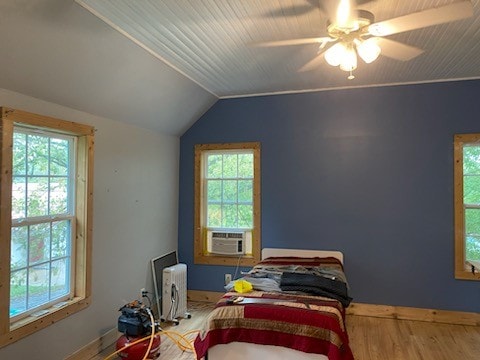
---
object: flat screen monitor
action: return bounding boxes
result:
[151,251,178,317]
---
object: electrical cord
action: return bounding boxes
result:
[165,284,181,322]
[102,327,200,359]
[173,285,179,320]
[142,308,156,360]
[233,254,243,280]
[143,293,153,309]
[165,284,176,321]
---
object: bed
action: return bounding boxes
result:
[194,248,354,360]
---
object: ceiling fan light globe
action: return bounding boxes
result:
[339,45,357,72]
[357,38,381,64]
[324,42,348,67]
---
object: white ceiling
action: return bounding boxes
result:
[76,0,480,98]
[1,1,479,135]
[0,0,217,135]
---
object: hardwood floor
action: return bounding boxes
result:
[93,301,480,360]
[347,315,480,360]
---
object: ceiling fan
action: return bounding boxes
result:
[256,0,473,79]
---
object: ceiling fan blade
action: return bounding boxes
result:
[253,37,334,47]
[262,0,321,18]
[368,1,473,37]
[263,5,317,18]
[357,0,375,5]
[376,38,424,61]
[299,51,328,72]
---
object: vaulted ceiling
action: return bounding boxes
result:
[0,0,217,135]
[1,1,480,135]
[77,0,480,98]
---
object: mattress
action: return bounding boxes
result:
[194,254,353,360]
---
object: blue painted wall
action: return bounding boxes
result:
[179,79,480,313]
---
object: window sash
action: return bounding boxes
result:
[454,134,480,280]
[202,150,254,230]
[9,127,76,321]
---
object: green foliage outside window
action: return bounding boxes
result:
[10,129,73,318]
[464,145,480,262]
[205,152,254,229]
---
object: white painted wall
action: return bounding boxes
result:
[0,88,179,359]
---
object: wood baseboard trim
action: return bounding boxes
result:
[188,290,224,303]
[65,327,118,360]
[187,290,480,326]
[346,302,480,326]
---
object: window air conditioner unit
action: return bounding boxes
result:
[211,231,245,255]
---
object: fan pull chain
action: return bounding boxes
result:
[347,70,355,80]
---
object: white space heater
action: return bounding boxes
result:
[161,263,190,325]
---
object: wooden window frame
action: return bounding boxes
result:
[454,133,480,280]
[0,107,94,347]
[194,142,261,266]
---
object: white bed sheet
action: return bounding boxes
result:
[206,248,344,360]
[208,342,328,360]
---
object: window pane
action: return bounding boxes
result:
[27,177,48,217]
[10,269,27,316]
[11,226,28,270]
[13,132,26,175]
[223,180,237,203]
[11,129,76,319]
[238,180,253,203]
[51,221,69,258]
[207,204,221,228]
[238,154,253,178]
[207,180,222,203]
[29,223,50,265]
[466,236,480,262]
[238,205,253,228]
[50,138,69,176]
[50,177,68,215]
[222,204,238,228]
[207,154,222,178]
[464,146,480,174]
[12,176,26,219]
[465,209,480,236]
[464,175,480,205]
[27,135,49,176]
[51,259,69,300]
[28,264,50,309]
[223,154,237,178]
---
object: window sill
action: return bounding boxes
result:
[455,268,480,281]
[1,296,90,348]
[194,253,260,267]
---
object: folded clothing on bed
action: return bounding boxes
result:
[280,272,352,307]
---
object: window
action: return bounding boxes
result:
[194,142,261,266]
[0,107,94,347]
[454,134,480,280]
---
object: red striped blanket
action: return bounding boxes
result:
[194,290,354,360]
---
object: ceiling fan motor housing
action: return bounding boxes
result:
[327,10,375,39]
